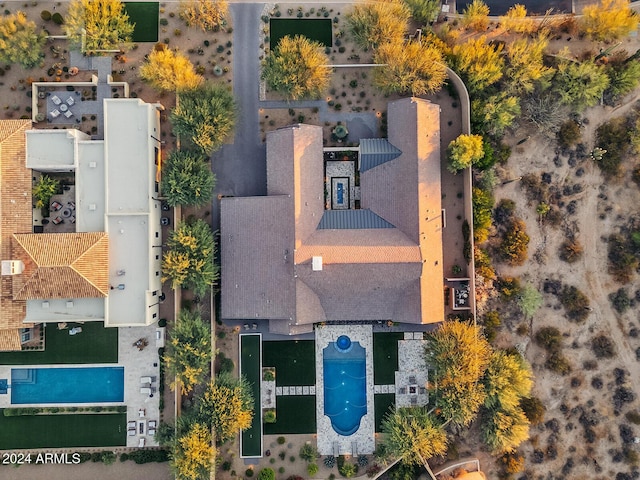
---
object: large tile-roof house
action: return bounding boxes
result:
[0,99,164,350]
[221,97,445,334]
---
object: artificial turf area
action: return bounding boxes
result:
[240,334,262,457]
[262,340,315,386]
[373,332,404,385]
[0,322,118,365]
[264,395,316,435]
[124,2,159,42]
[374,393,395,432]
[269,19,332,49]
[0,412,126,449]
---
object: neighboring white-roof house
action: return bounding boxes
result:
[0,98,164,336]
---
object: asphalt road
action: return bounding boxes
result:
[210,3,267,230]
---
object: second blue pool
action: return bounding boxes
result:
[323,337,367,436]
[11,367,124,404]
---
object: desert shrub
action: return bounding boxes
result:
[608,234,638,283]
[277,436,286,444]
[246,468,254,477]
[300,443,319,462]
[520,173,546,202]
[496,276,521,299]
[595,117,629,178]
[77,452,92,463]
[546,352,572,375]
[559,285,590,322]
[462,220,471,264]
[559,238,583,263]
[558,120,581,148]
[127,449,169,464]
[493,198,516,226]
[264,410,276,423]
[520,396,546,425]
[482,311,501,342]
[633,165,640,186]
[535,327,562,353]
[366,464,382,477]
[625,411,640,425]
[474,246,496,281]
[609,288,631,313]
[614,386,636,410]
[592,334,616,359]
[324,455,336,468]
[221,460,232,471]
[41,10,51,20]
[258,468,275,480]
[357,455,368,467]
[307,463,319,476]
[52,12,63,25]
[499,219,529,265]
[473,186,494,243]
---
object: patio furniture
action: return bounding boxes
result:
[127,429,136,436]
[127,421,136,429]
[59,103,68,113]
[68,201,76,209]
[138,408,145,417]
[51,201,63,211]
[140,387,155,395]
[63,110,73,119]
[61,208,72,218]
[399,387,406,394]
[409,375,416,384]
[57,322,68,330]
[51,216,63,225]
[67,97,75,106]
[69,327,82,335]
[138,438,145,448]
[148,420,157,429]
[50,109,60,119]
[51,95,62,105]
[410,396,418,405]
[148,428,156,436]
[69,216,76,224]
[140,376,156,384]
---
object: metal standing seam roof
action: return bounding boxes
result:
[317,209,395,229]
[359,138,402,172]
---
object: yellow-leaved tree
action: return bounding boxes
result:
[64,0,134,52]
[580,0,638,41]
[346,0,410,50]
[462,0,490,31]
[504,35,555,94]
[499,4,535,34]
[171,423,215,480]
[447,134,485,173]
[450,36,505,95]
[140,45,204,92]
[0,12,46,68]
[179,0,229,31]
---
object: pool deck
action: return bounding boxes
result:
[0,322,161,449]
[315,324,375,456]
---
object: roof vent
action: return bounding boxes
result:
[312,256,323,271]
[1,260,24,276]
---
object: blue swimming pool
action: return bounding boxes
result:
[11,367,124,404]
[323,336,367,436]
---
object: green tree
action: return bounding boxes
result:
[299,443,319,462]
[164,310,212,395]
[261,35,331,101]
[0,12,46,68]
[32,175,60,209]
[471,93,520,137]
[403,0,440,25]
[447,134,484,173]
[580,0,638,41]
[450,37,504,95]
[64,0,135,52]
[179,0,228,31]
[197,372,254,442]
[425,321,492,427]
[140,45,204,92]
[171,82,236,155]
[472,187,494,243]
[505,35,555,94]
[499,219,529,265]
[462,0,490,31]
[380,407,447,466]
[553,61,610,111]
[481,406,530,454]
[483,350,533,411]
[517,284,543,318]
[346,0,410,50]
[373,40,447,96]
[257,468,276,480]
[170,422,215,480]
[162,151,215,207]
[162,219,218,295]
[605,59,640,102]
[499,4,535,34]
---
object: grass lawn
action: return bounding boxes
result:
[264,395,316,434]
[262,340,315,386]
[270,19,332,49]
[0,322,117,365]
[373,333,403,385]
[374,393,395,432]
[240,334,261,457]
[124,2,159,42]
[0,412,125,449]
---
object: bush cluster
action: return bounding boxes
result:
[559,285,590,322]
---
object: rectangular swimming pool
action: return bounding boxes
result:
[11,367,124,404]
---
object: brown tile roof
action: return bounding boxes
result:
[0,328,21,351]
[0,120,32,332]
[221,98,445,331]
[11,232,109,299]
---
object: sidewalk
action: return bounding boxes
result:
[0,460,172,480]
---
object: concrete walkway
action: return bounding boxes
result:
[0,460,172,480]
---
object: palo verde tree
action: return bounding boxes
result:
[162,218,218,295]
[504,35,555,95]
[403,0,440,25]
[425,320,492,427]
[161,150,216,207]
[580,0,638,42]
[179,0,229,31]
[482,350,533,411]
[171,82,236,156]
[163,309,212,395]
[481,405,530,454]
[462,0,490,31]
[170,422,216,480]
[447,134,485,173]
[499,4,535,34]
[64,0,135,52]
[261,35,331,101]
[0,12,46,68]
[450,37,505,95]
[140,45,204,93]
[373,40,447,96]
[380,407,447,467]
[471,93,521,137]
[553,61,610,111]
[196,372,254,442]
[346,0,410,50]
